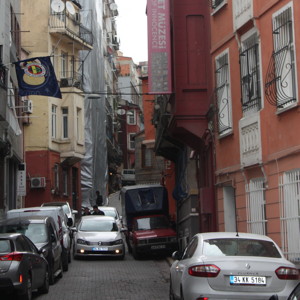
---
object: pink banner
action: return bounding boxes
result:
[147,0,172,94]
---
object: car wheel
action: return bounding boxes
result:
[132,246,139,259]
[57,258,63,279]
[62,249,69,271]
[49,263,55,285]
[38,268,49,294]
[169,281,175,300]
[18,274,32,300]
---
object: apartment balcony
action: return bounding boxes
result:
[239,114,262,167]
[233,0,253,31]
[0,65,7,121]
[49,12,93,50]
[59,71,83,90]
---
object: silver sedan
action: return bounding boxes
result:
[169,232,299,300]
[73,215,125,259]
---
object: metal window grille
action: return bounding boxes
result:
[246,178,266,235]
[51,105,57,138]
[279,170,300,262]
[215,52,232,134]
[271,6,296,108]
[240,34,261,113]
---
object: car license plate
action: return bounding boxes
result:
[151,245,166,250]
[230,275,266,285]
[92,247,108,251]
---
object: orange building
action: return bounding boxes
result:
[212,0,300,262]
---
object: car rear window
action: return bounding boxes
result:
[0,239,12,253]
[203,238,282,258]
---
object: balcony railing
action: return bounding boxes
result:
[59,71,83,89]
[49,12,93,47]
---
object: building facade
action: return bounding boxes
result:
[212,0,300,262]
[0,0,24,215]
[21,0,93,211]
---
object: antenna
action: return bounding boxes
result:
[110,3,118,11]
[51,0,65,13]
[66,1,76,15]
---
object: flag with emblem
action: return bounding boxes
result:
[14,56,62,99]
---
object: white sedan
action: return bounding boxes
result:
[169,232,299,300]
[73,215,125,260]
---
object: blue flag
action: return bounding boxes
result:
[14,56,62,99]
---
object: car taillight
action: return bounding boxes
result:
[188,264,220,277]
[0,252,23,261]
[275,267,299,280]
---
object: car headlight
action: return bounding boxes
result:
[77,238,88,245]
[112,239,123,245]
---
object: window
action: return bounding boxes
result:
[128,133,135,150]
[279,169,300,262]
[54,164,59,190]
[240,32,261,114]
[271,4,296,109]
[142,145,153,167]
[61,51,68,78]
[77,108,82,142]
[246,178,266,235]
[127,110,135,125]
[51,105,57,138]
[62,169,68,195]
[215,50,232,135]
[62,107,68,139]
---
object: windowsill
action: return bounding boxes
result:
[51,138,71,144]
[218,129,233,140]
[276,102,298,115]
[211,0,228,16]
[77,140,84,146]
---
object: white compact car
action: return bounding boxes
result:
[73,215,125,260]
[169,232,300,300]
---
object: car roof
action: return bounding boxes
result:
[195,232,275,242]
[0,232,24,239]
[120,184,163,192]
[81,215,115,221]
[0,216,53,225]
[42,202,69,206]
[8,206,63,212]
[98,206,117,211]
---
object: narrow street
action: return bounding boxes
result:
[33,254,170,300]
[33,191,171,300]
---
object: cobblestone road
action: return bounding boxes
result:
[31,191,171,300]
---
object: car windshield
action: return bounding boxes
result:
[0,239,12,253]
[79,219,118,232]
[203,238,282,258]
[0,223,48,244]
[136,216,169,230]
[102,210,116,219]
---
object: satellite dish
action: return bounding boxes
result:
[110,3,118,11]
[66,1,76,15]
[117,109,126,115]
[51,0,65,13]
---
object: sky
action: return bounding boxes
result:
[115,0,148,64]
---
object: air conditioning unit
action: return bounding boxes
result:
[30,177,46,188]
[23,100,33,114]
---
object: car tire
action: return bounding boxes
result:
[62,249,69,271]
[132,246,140,260]
[169,281,175,300]
[38,268,50,294]
[18,274,32,300]
[57,258,63,279]
[49,263,55,285]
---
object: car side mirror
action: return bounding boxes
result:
[72,209,78,215]
[172,250,183,260]
[50,233,56,243]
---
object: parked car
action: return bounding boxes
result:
[73,215,125,260]
[169,232,300,300]
[0,216,63,285]
[6,206,72,272]
[288,283,300,299]
[41,201,78,226]
[99,206,123,229]
[0,232,49,300]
